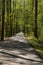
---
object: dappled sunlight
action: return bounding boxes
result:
[0,0,43,64]
[0,32,43,65]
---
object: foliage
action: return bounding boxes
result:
[0,0,43,40]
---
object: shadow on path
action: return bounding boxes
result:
[0,51,43,63]
[0,32,43,65]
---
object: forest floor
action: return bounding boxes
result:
[26,35,43,58]
[0,32,43,65]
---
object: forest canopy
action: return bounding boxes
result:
[0,0,43,40]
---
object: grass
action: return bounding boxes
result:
[26,35,43,58]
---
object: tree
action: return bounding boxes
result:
[34,0,38,38]
[23,0,26,35]
[5,0,10,37]
[1,0,5,40]
[14,0,17,34]
[9,0,12,36]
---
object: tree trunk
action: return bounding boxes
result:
[9,0,12,36]
[24,0,25,35]
[1,0,5,40]
[5,0,10,37]
[34,0,38,38]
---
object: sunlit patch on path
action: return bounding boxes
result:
[0,32,43,65]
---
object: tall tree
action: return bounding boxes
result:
[1,0,5,40]
[14,0,17,33]
[5,0,10,36]
[23,0,26,35]
[9,0,12,36]
[34,0,38,38]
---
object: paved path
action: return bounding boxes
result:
[0,32,43,65]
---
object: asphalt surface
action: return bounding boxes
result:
[0,32,43,65]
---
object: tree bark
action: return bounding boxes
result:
[9,0,12,36]
[1,0,5,40]
[34,0,38,38]
[24,0,25,35]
